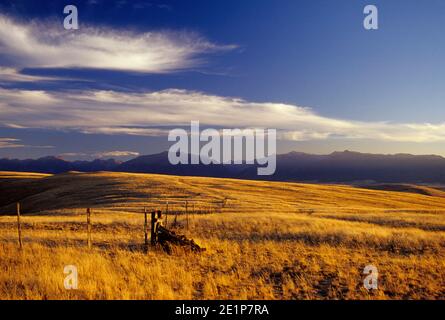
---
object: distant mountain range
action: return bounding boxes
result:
[2,150,445,184]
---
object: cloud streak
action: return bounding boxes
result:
[0,14,236,73]
[0,137,53,149]
[1,87,445,143]
[58,150,139,159]
[0,67,60,83]
[0,138,24,148]
[94,150,140,158]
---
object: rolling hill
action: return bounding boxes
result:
[2,170,445,215]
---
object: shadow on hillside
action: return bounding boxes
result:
[320,215,445,232]
[216,232,443,255]
[0,221,143,233]
[0,237,146,252]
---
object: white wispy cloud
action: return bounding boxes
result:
[0,67,59,83]
[0,138,24,148]
[58,150,139,159]
[1,87,445,143]
[0,67,95,84]
[0,137,53,149]
[58,152,88,158]
[0,14,237,73]
[94,151,140,158]
[80,127,168,136]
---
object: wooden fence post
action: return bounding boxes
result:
[185,200,189,230]
[173,206,178,227]
[144,207,148,252]
[165,201,169,229]
[86,208,92,249]
[150,210,156,246]
[157,211,163,227]
[16,202,22,250]
[150,210,164,246]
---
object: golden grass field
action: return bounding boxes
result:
[0,171,444,300]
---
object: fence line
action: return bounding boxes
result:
[8,200,215,251]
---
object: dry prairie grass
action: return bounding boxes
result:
[0,171,444,300]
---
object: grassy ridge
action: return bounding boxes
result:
[0,171,444,299]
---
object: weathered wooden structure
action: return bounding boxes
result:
[148,209,205,253]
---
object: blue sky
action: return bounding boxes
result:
[1,0,445,160]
